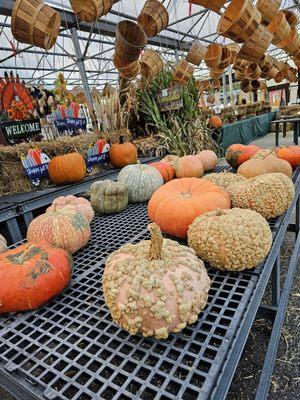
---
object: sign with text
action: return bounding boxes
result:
[54,118,87,132]
[21,147,51,187]
[157,89,183,112]
[86,139,110,173]
[2,119,41,140]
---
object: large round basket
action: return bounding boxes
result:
[11,0,61,50]
[278,28,300,55]
[137,0,169,37]
[218,46,231,69]
[113,53,140,79]
[186,40,207,66]
[282,9,299,28]
[204,44,222,68]
[256,0,281,26]
[69,0,113,23]
[274,71,285,84]
[115,20,147,64]
[217,0,262,43]
[246,63,261,80]
[195,80,210,92]
[268,12,291,46]
[234,57,249,71]
[226,43,240,64]
[141,49,163,79]
[240,78,251,93]
[189,0,226,13]
[238,24,273,63]
[250,80,260,92]
[173,59,194,85]
[235,70,244,80]
[210,69,223,80]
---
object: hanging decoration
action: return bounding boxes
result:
[137,0,169,37]
[69,0,114,23]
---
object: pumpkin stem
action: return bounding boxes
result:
[148,223,163,260]
[18,245,36,263]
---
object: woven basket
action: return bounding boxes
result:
[113,53,140,79]
[218,46,231,69]
[11,0,61,50]
[115,20,147,64]
[274,71,285,84]
[186,40,207,66]
[268,11,291,46]
[246,63,261,80]
[240,78,251,93]
[210,80,220,89]
[266,66,279,79]
[210,69,224,80]
[234,57,249,71]
[207,94,216,104]
[137,0,169,37]
[217,0,262,43]
[189,0,226,13]
[250,80,261,92]
[141,49,163,79]
[238,24,273,63]
[173,59,194,85]
[256,0,281,26]
[282,9,299,28]
[226,43,240,64]
[235,70,244,80]
[196,80,210,92]
[278,27,300,55]
[69,0,113,23]
[204,44,222,68]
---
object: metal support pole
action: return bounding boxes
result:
[174,48,179,63]
[228,65,234,106]
[222,74,227,107]
[71,28,93,108]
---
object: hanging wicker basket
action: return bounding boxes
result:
[274,71,285,84]
[113,53,140,79]
[234,57,249,71]
[173,59,194,85]
[278,28,300,55]
[186,40,207,66]
[210,69,224,80]
[235,70,244,80]
[282,9,299,28]
[137,0,169,37]
[240,78,251,93]
[256,0,281,26]
[141,49,163,79]
[115,20,147,64]
[218,46,231,69]
[204,44,222,69]
[250,80,260,92]
[246,63,261,80]
[225,43,240,64]
[69,0,114,23]
[11,0,61,50]
[195,80,210,92]
[238,24,273,63]
[217,0,262,43]
[210,80,220,89]
[189,0,226,13]
[207,94,216,104]
[268,11,291,46]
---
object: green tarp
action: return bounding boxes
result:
[221,112,277,151]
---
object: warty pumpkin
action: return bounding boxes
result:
[103,223,211,339]
[109,136,138,169]
[209,115,223,129]
[196,150,218,172]
[46,195,94,223]
[274,146,300,168]
[48,152,86,185]
[188,208,272,271]
[0,234,7,254]
[148,178,231,239]
[149,161,175,182]
[161,155,180,168]
[90,180,128,215]
[225,144,261,169]
[228,173,295,220]
[203,171,247,189]
[174,155,204,178]
[27,208,91,254]
[237,149,292,178]
[0,242,73,314]
[118,163,163,203]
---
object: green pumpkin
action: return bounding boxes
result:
[90,180,128,215]
[117,163,164,203]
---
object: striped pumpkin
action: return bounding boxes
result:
[0,234,7,254]
[27,208,91,254]
[175,155,204,178]
[46,195,94,223]
[117,163,164,203]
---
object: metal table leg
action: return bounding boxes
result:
[283,122,287,138]
[271,256,280,307]
[275,123,280,146]
[6,218,23,243]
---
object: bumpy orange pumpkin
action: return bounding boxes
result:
[149,162,175,182]
[196,150,218,172]
[48,153,86,185]
[209,115,223,129]
[0,242,73,314]
[175,155,204,178]
[274,146,300,168]
[148,178,231,238]
[46,195,94,223]
[225,144,261,169]
[27,208,91,254]
[109,136,138,169]
[237,150,292,178]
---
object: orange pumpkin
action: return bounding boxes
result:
[27,208,91,254]
[175,155,204,178]
[149,161,175,182]
[109,136,138,169]
[0,242,73,314]
[48,152,86,185]
[196,150,218,172]
[46,195,94,223]
[225,144,261,169]
[274,146,300,168]
[209,115,223,129]
[148,178,231,238]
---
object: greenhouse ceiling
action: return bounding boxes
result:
[0,0,299,89]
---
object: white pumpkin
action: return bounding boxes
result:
[0,234,7,254]
[117,163,164,203]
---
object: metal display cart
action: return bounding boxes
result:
[0,166,299,400]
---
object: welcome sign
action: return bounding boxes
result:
[2,119,41,140]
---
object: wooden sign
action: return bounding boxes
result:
[157,89,183,112]
[2,119,41,140]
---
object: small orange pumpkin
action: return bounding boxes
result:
[225,144,261,169]
[48,152,86,185]
[196,150,218,172]
[209,115,223,129]
[109,136,138,169]
[175,155,204,178]
[274,146,300,168]
[149,161,175,182]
